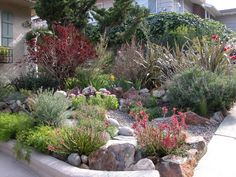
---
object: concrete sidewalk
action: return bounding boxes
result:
[194,106,236,177]
[0,151,40,177]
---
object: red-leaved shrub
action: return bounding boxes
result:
[133,108,187,157]
[28,24,96,86]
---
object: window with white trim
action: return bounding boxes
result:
[1,11,13,47]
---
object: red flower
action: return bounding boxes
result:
[224,47,230,51]
[230,55,236,60]
[211,34,219,41]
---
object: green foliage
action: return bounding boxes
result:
[0,46,10,57]
[113,40,190,89]
[48,127,107,155]
[0,113,33,141]
[0,82,15,101]
[168,68,236,115]
[93,0,149,48]
[11,73,59,91]
[16,126,54,153]
[71,95,87,108]
[185,37,231,73]
[25,28,53,42]
[144,12,234,48]
[85,24,101,44]
[88,93,119,110]
[73,105,107,121]
[35,0,96,29]
[32,89,71,126]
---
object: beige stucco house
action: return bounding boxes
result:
[0,0,34,81]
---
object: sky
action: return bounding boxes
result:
[207,0,236,10]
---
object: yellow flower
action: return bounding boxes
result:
[110,74,116,81]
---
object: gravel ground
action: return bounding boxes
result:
[108,110,225,143]
[107,110,135,127]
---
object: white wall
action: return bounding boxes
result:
[216,14,236,32]
[0,2,31,80]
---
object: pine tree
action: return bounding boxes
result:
[93,0,149,47]
[35,0,96,29]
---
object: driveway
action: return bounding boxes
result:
[0,151,40,177]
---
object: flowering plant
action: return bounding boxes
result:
[133,108,187,157]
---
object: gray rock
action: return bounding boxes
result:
[107,118,120,128]
[185,136,207,160]
[16,100,22,107]
[152,89,165,98]
[130,158,155,171]
[82,86,96,96]
[89,143,135,171]
[54,90,67,97]
[79,163,89,169]
[67,153,81,167]
[0,102,8,110]
[81,155,88,164]
[162,95,169,102]
[139,88,149,94]
[118,126,134,136]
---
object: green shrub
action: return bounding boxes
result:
[168,68,236,116]
[88,93,119,110]
[48,127,107,156]
[11,73,59,91]
[32,89,71,126]
[0,113,33,141]
[71,95,87,108]
[17,126,54,153]
[145,12,233,48]
[74,105,107,121]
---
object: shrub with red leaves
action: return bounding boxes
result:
[28,24,96,87]
[133,108,187,157]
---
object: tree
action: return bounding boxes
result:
[93,0,149,47]
[27,24,96,86]
[35,0,96,29]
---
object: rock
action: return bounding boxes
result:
[99,88,111,95]
[119,99,130,112]
[79,163,89,169]
[185,111,211,125]
[131,158,155,171]
[111,87,123,98]
[152,89,165,98]
[123,87,139,100]
[52,153,67,161]
[89,143,135,171]
[212,111,224,123]
[0,102,8,110]
[156,155,197,177]
[1,108,12,113]
[103,136,137,148]
[139,88,149,94]
[107,118,120,128]
[67,153,81,167]
[185,136,207,160]
[162,95,169,103]
[82,86,96,96]
[54,90,67,97]
[118,126,134,136]
[68,87,80,96]
[16,100,22,107]
[9,102,21,112]
[81,155,88,164]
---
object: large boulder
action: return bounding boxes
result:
[130,158,155,171]
[88,143,136,171]
[185,111,211,125]
[118,126,134,136]
[123,87,139,100]
[67,153,81,167]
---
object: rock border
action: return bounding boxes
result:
[0,141,160,177]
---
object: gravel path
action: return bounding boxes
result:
[108,110,225,143]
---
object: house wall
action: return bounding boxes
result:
[216,14,236,31]
[0,2,31,81]
[184,0,193,13]
[96,0,114,9]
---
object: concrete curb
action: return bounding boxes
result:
[0,141,160,177]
